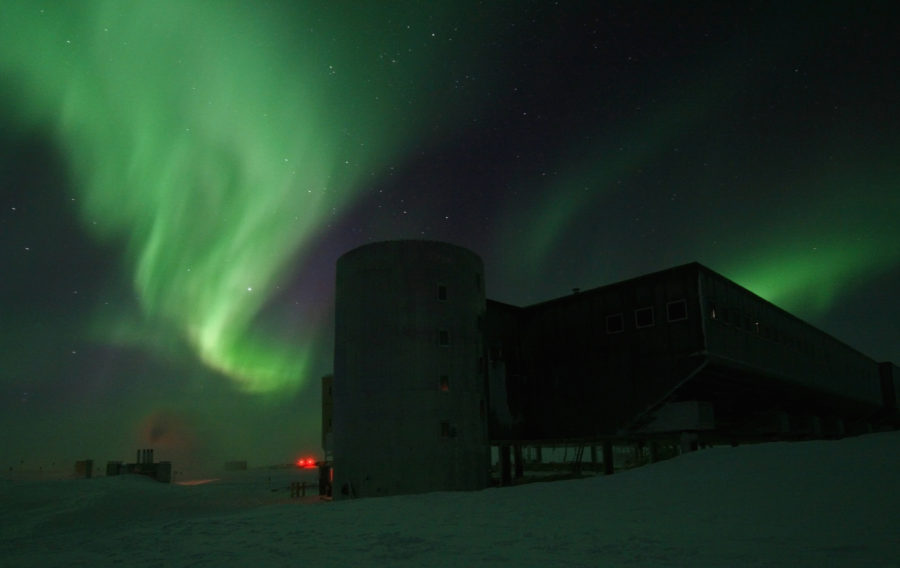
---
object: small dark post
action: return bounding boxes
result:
[513,445,524,479]
[500,445,512,486]
[648,441,660,463]
[535,446,542,463]
[602,441,614,475]
[590,445,597,467]
[680,432,698,453]
[318,464,332,497]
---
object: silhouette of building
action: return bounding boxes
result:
[332,241,490,499]
[487,262,893,442]
[329,240,899,498]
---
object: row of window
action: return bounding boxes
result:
[604,299,688,334]
[708,301,819,356]
[706,301,875,381]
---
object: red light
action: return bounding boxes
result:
[295,457,317,469]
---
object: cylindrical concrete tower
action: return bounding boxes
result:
[333,240,489,498]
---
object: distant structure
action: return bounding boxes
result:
[224,460,248,471]
[106,448,172,483]
[327,240,900,498]
[74,459,93,479]
[332,241,490,498]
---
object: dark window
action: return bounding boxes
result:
[635,307,655,328]
[438,330,450,346]
[439,375,449,392]
[437,284,447,301]
[606,313,624,334]
[440,420,451,438]
[666,299,688,322]
[726,308,739,326]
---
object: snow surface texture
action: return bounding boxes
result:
[2,432,898,567]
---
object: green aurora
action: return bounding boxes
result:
[0,1,482,393]
[1,2,898,468]
[3,2,898,394]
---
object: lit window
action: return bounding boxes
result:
[438,330,450,346]
[437,284,447,301]
[635,306,655,328]
[606,313,624,334]
[709,301,718,320]
[439,375,449,392]
[666,299,687,322]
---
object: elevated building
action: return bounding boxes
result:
[487,262,892,445]
[329,241,898,498]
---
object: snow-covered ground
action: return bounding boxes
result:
[2,432,898,567]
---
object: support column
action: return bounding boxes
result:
[648,441,659,463]
[500,445,512,486]
[679,432,698,454]
[513,445,524,479]
[602,441,614,475]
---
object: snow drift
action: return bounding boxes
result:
[2,432,898,567]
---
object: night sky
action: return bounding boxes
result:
[2,2,898,472]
